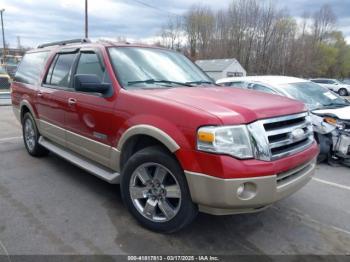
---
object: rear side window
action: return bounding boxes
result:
[313,79,333,84]
[45,53,77,88]
[14,51,49,85]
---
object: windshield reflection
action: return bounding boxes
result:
[108,47,213,89]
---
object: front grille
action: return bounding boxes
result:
[262,112,314,160]
[0,77,10,89]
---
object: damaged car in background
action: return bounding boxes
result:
[217,76,350,166]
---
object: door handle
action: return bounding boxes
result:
[68,98,77,106]
[37,91,43,97]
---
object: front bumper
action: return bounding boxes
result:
[185,158,316,215]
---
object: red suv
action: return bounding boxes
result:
[11,39,319,232]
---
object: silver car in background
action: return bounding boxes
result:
[310,78,350,96]
[217,76,350,166]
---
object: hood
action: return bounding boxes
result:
[313,106,350,121]
[138,87,306,124]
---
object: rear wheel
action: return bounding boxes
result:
[338,88,348,96]
[22,113,49,157]
[121,146,197,233]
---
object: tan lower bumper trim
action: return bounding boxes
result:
[184,158,316,215]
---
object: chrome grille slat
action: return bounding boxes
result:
[261,112,313,160]
[269,129,313,149]
[271,138,314,160]
[266,121,308,136]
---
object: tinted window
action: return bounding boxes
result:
[76,53,107,82]
[45,53,77,88]
[313,79,334,84]
[228,81,247,88]
[14,51,49,85]
[252,84,277,94]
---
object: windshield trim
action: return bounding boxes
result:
[106,46,214,90]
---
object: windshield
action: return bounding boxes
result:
[5,56,18,66]
[278,82,349,109]
[108,47,213,89]
[0,66,6,74]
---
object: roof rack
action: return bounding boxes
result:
[37,38,91,49]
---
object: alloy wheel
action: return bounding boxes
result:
[24,118,36,151]
[129,162,182,222]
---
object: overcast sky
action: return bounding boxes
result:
[0,0,349,48]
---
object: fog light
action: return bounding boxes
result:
[236,182,257,200]
[237,184,245,196]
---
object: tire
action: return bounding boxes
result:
[338,88,348,96]
[22,113,49,157]
[121,146,198,233]
[315,133,332,164]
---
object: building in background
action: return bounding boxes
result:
[195,58,246,81]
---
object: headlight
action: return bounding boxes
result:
[324,117,345,130]
[197,125,253,159]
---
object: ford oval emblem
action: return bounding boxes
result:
[291,128,305,141]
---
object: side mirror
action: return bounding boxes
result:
[74,74,111,95]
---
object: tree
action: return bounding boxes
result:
[159,2,350,78]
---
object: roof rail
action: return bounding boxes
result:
[37,38,91,49]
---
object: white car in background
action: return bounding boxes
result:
[310,78,350,96]
[217,76,350,165]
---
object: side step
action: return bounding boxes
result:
[38,137,120,184]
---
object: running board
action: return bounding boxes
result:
[38,137,120,184]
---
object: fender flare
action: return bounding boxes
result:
[19,100,37,121]
[117,124,180,153]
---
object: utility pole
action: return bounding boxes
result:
[85,0,88,38]
[17,36,21,49]
[0,9,5,63]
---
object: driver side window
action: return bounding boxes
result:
[76,52,111,84]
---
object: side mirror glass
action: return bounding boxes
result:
[74,74,111,95]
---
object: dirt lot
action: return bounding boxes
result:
[0,105,350,257]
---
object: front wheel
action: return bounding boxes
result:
[121,146,198,233]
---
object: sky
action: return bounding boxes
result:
[0,0,349,48]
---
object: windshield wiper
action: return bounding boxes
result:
[128,79,193,87]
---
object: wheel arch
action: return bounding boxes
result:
[20,100,37,123]
[117,125,181,172]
